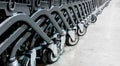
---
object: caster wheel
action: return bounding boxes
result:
[8,0,16,11]
[77,26,87,36]
[66,34,79,46]
[91,15,97,23]
[42,49,60,64]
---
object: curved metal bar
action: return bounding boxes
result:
[74,2,84,20]
[85,1,91,15]
[67,3,81,23]
[0,13,52,47]
[78,3,87,18]
[31,9,63,35]
[49,6,71,30]
[91,0,95,11]
[88,1,93,13]
[60,4,76,27]
[82,2,89,17]
[0,25,27,54]
[84,2,89,15]
[10,32,31,59]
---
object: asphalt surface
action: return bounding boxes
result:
[40,0,120,66]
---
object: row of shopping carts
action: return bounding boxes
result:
[0,0,111,66]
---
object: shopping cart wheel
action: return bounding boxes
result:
[42,49,60,64]
[91,15,97,23]
[7,0,16,11]
[66,34,79,46]
[77,26,87,36]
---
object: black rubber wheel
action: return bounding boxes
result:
[7,0,16,11]
[77,26,87,36]
[43,49,60,64]
[35,0,41,7]
[47,50,60,64]
[42,33,62,64]
[91,15,97,23]
[66,34,79,46]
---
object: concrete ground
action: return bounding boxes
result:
[41,0,120,66]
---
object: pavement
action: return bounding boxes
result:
[40,0,120,66]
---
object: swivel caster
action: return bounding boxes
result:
[77,23,87,36]
[42,49,60,64]
[66,34,79,46]
[77,27,87,36]
[42,33,65,64]
[91,15,97,23]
